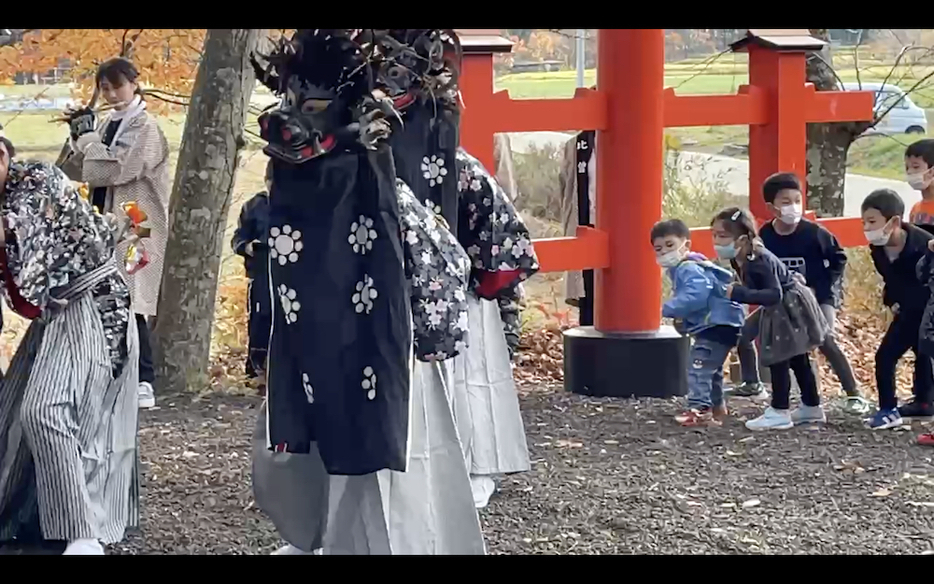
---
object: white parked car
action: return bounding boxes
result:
[842,82,928,135]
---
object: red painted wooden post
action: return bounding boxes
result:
[457,30,514,172]
[594,28,666,333]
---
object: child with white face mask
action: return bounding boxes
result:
[734,172,869,415]
[711,208,827,431]
[905,139,934,228]
[861,188,934,430]
[653,219,746,426]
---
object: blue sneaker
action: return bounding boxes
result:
[867,408,904,431]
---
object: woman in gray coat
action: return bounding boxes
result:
[59,58,171,410]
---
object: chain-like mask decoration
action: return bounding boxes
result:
[252,29,400,164]
[358,29,462,113]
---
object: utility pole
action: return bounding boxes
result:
[576,29,586,87]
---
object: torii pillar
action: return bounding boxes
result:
[563,29,689,398]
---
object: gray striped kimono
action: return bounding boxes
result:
[0,161,139,545]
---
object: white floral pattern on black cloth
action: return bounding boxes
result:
[455,148,540,297]
[396,179,470,361]
[1,160,130,373]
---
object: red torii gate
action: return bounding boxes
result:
[457,29,875,398]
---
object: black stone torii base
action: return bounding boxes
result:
[563,325,689,399]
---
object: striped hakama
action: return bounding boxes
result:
[0,262,140,544]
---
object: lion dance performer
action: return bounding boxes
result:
[0,134,141,555]
[372,29,538,509]
[249,28,484,555]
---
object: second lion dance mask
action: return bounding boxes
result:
[254,29,471,476]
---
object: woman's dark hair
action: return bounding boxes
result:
[0,135,15,159]
[264,158,274,184]
[96,57,141,94]
[711,207,758,240]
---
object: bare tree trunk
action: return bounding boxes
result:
[805,28,869,217]
[153,29,262,394]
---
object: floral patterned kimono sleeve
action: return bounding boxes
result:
[2,163,111,310]
[455,148,540,300]
[396,179,471,361]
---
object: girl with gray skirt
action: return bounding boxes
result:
[710,208,828,431]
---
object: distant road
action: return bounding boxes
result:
[508,131,919,220]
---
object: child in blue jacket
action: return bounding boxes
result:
[653,219,746,426]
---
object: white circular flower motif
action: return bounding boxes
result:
[362,366,377,400]
[348,215,377,255]
[268,225,303,266]
[352,275,378,314]
[421,154,448,187]
[302,372,314,404]
[278,284,301,323]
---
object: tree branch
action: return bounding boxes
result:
[0,29,36,48]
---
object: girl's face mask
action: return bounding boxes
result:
[714,242,739,260]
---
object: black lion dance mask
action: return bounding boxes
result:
[250,29,471,476]
[371,29,540,301]
[359,29,462,235]
[254,29,399,165]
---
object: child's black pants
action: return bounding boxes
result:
[770,353,820,410]
[876,311,934,410]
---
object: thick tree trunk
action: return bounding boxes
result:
[805,123,854,217]
[805,28,870,217]
[153,29,262,394]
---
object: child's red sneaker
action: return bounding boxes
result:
[674,408,721,427]
[918,433,934,446]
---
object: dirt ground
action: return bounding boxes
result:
[5,379,928,555]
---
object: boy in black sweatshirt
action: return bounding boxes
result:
[738,173,870,415]
[231,160,272,380]
[861,188,934,429]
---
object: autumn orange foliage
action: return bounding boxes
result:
[0,29,207,114]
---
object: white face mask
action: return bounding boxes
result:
[907,171,931,191]
[778,203,803,226]
[655,245,684,268]
[864,221,893,246]
[656,247,684,268]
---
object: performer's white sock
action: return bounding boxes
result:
[272,544,321,555]
[470,475,496,509]
[63,539,104,555]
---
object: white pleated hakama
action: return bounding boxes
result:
[252,359,485,555]
[452,293,531,505]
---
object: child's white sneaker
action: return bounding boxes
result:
[791,405,826,425]
[745,407,794,431]
[63,538,104,555]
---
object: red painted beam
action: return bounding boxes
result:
[663,86,768,127]
[804,85,876,124]
[488,88,608,133]
[532,226,610,273]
